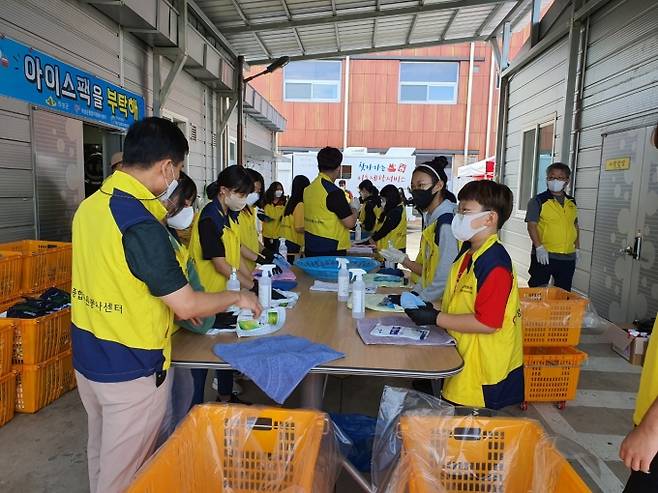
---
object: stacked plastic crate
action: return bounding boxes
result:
[0,249,22,427]
[0,240,75,415]
[519,288,589,410]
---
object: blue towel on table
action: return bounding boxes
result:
[213,335,344,404]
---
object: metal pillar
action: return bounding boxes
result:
[500,21,511,69]
[236,55,245,166]
[560,1,583,164]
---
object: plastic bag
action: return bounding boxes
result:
[582,302,619,335]
[371,386,455,491]
[330,413,377,472]
[127,404,349,493]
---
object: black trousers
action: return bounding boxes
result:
[624,453,658,492]
[528,254,576,291]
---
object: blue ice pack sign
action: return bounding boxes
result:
[0,35,145,130]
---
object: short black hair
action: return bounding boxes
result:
[546,162,571,177]
[458,180,513,229]
[338,179,347,186]
[284,175,311,217]
[212,165,254,197]
[265,181,286,205]
[122,117,189,169]
[317,147,343,171]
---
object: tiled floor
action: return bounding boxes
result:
[0,225,640,492]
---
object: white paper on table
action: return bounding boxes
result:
[310,280,376,294]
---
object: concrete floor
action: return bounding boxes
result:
[0,225,641,492]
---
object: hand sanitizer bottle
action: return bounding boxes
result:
[349,268,366,319]
[227,267,240,292]
[337,258,350,302]
[278,237,288,259]
[258,264,275,308]
[384,240,395,269]
[355,221,362,242]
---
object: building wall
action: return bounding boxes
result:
[0,0,278,241]
[499,37,569,273]
[249,43,500,162]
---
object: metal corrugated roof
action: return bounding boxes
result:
[196,0,531,64]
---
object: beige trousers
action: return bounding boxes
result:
[75,370,172,493]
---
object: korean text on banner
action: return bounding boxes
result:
[0,35,145,130]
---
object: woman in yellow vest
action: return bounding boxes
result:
[238,168,266,272]
[370,184,407,265]
[381,157,458,303]
[357,180,381,236]
[262,181,286,249]
[279,175,310,261]
[404,180,524,410]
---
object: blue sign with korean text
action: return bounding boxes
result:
[0,35,145,130]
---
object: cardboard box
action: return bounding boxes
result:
[607,323,649,366]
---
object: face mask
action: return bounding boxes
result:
[226,193,248,212]
[157,163,178,201]
[411,188,437,211]
[451,211,491,242]
[166,206,194,230]
[246,192,260,207]
[547,179,566,193]
[274,190,283,198]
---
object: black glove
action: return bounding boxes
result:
[213,312,238,329]
[272,265,283,276]
[272,289,287,300]
[386,294,402,306]
[256,248,276,265]
[405,305,440,327]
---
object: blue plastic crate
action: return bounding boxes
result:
[294,256,380,282]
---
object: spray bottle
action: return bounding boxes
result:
[258,264,276,308]
[337,258,350,302]
[384,240,396,269]
[278,237,288,259]
[355,221,362,242]
[227,267,240,292]
[349,268,366,319]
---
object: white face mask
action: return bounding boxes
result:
[547,179,567,193]
[226,193,248,212]
[451,211,491,242]
[274,190,283,198]
[166,206,194,230]
[246,192,260,206]
[158,164,178,201]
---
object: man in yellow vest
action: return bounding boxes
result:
[620,317,658,491]
[304,147,357,257]
[525,162,579,291]
[71,117,260,493]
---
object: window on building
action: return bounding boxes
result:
[229,140,236,165]
[518,122,555,210]
[340,165,352,179]
[399,62,459,104]
[284,61,342,102]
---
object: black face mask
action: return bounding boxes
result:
[411,188,437,211]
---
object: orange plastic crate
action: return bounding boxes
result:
[519,288,589,346]
[0,322,14,376]
[13,350,75,413]
[0,308,71,365]
[0,251,22,304]
[0,240,71,296]
[127,404,327,493]
[523,347,588,405]
[0,371,16,427]
[400,415,590,493]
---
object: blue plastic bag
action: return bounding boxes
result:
[330,413,377,472]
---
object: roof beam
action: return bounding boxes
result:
[475,3,502,36]
[485,0,526,40]
[228,0,250,25]
[248,34,486,64]
[372,18,378,48]
[441,9,459,40]
[279,0,306,55]
[334,24,341,51]
[221,0,503,34]
[406,14,418,44]
[254,33,271,58]
[530,0,541,45]
[331,0,337,16]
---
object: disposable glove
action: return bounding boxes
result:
[404,305,440,327]
[535,245,549,265]
[381,247,408,264]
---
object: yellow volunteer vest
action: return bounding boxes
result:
[304,173,351,251]
[419,222,439,289]
[262,203,285,240]
[634,317,658,425]
[358,203,382,232]
[535,191,578,254]
[167,232,190,335]
[239,207,260,272]
[189,201,242,293]
[280,203,305,248]
[374,206,407,252]
[441,234,524,408]
[71,171,179,370]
